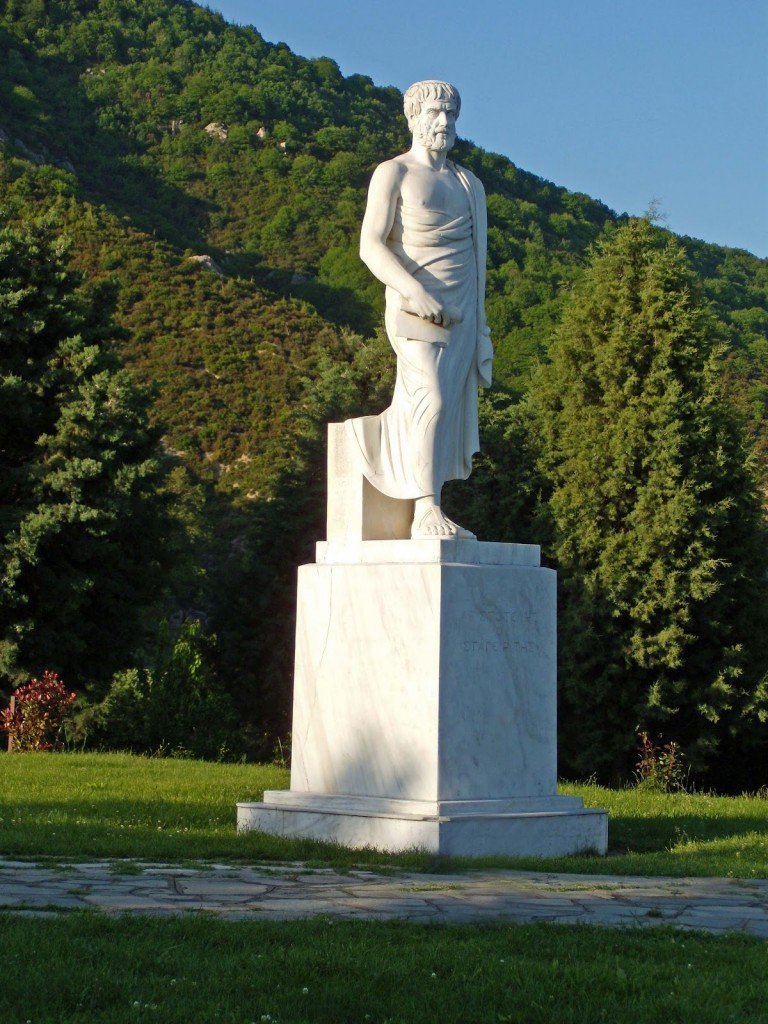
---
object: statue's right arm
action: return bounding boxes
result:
[359,162,442,320]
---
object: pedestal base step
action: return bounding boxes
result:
[237,792,608,858]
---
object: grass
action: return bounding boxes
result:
[2,752,766,1023]
[1,913,766,1024]
[1,751,767,876]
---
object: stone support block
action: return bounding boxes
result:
[326,422,414,541]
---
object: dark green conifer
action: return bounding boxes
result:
[0,225,172,690]
[529,219,768,782]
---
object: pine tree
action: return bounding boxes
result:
[528,219,768,783]
[0,224,173,691]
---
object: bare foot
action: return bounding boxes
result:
[411,504,476,540]
[441,514,476,540]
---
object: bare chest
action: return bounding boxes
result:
[399,165,470,218]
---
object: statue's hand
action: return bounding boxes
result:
[478,322,493,388]
[402,284,445,324]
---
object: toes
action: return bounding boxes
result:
[413,508,465,538]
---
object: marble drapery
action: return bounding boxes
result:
[347,162,490,500]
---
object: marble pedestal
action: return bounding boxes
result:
[237,538,607,857]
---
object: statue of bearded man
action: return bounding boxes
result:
[349,80,492,539]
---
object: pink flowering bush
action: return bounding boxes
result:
[1,671,77,751]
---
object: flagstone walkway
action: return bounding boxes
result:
[1,859,766,937]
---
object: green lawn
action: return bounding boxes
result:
[1,751,767,876]
[1,914,766,1024]
[2,752,767,1023]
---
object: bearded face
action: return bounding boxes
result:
[411,101,457,152]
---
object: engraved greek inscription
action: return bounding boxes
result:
[478,607,540,639]
[462,639,511,654]
[462,637,545,656]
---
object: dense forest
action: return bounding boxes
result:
[1,0,767,784]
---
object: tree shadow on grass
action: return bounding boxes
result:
[4,795,767,876]
[606,812,768,855]
[0,797,440,868]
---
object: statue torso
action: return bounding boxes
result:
[389,160,471,245]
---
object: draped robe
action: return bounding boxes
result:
[347,162,492,500]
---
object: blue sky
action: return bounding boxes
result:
[207,1,767,257]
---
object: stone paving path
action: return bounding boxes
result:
[1,859,767,937]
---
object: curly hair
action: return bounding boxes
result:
[403,80,461,124]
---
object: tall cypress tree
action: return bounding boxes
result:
[529,219,768,783]
[0,224,172,691]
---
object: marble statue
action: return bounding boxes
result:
[237,85,609,853]
[349,80,492,539]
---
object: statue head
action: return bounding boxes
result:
[404,80,461,153]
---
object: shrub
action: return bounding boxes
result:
[67,668,152,752]
[634,731,688,793]
[1,671,77,751]
[144,620,238,759]
[72,622,239,759]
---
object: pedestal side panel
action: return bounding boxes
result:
[438,565,558,800]
[291,563,442,800]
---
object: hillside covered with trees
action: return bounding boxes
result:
[1,0,766,784]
